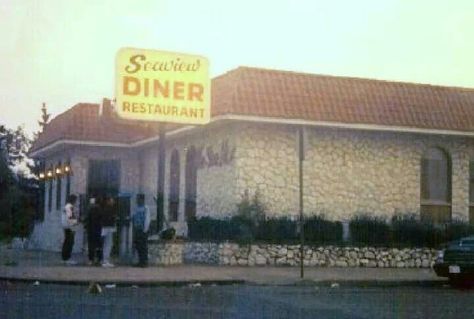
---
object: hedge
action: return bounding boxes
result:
[186,212,473,247]
[349,214,391,246]
[187,215,343,244]
[350,213,474,248]
[304,216,343,244]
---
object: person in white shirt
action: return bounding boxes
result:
[100,196,118,267]
[61,194,78,265]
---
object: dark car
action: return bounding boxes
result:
[434,236,474,284]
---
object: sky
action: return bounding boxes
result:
[1,0,473,136]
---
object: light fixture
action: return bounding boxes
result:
[55,166,62,175]
[39,172,45,180]
[47,170,53,178]
[64,165,71,174]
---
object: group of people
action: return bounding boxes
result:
[61,193,151,268]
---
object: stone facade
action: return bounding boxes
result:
[233,123,474,222]
[148,241,439,269]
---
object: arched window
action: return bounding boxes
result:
[168,150,180,222]
[469,160,474,225]
[420,148,451,223]
[185,146,198,221]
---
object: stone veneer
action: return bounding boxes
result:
[149,241,439,268]
[234,123,473,222]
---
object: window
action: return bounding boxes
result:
[168,150,180,222]
[56,162,62,210]
[66,163,71,199]
[37,160,45,221]
[47,166,53,212]
[87,160,120,197]
[420,148,451,223]
[185,146,198,221]
[470,160,474,225]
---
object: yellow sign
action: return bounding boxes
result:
[115,48,210,124]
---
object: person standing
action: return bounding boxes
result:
[61,194,78,265]
[86,196,102,265]
[100,196,117,268]
[132,194,151,267]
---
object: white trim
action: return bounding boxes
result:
[212,114,474,137]
[30,114,474,156]
[133,126,197,147]
[29,139,130,157]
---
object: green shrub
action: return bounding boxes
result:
[235,190,265,229]
[390,214,474,248]
[391,214,444,247]
[445,220,474,242]
[160,228,176,240]
[187,217,240,241]
[188,214,344,245]
[256,217,298,243]
[304,215,343,244]
[0,222,11,240]
[349,214,390,246]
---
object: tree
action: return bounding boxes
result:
[0,124,37,240]
[33,102,51,141]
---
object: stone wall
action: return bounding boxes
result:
[234,123,474,222]
[234,124,299,217]
[148,242,438,268]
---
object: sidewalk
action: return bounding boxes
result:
[0,247,445,286]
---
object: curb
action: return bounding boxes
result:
[283,279,448,288]
[0,275,446,288]
[0,276,245,287]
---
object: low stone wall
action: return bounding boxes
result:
[149,241,438,268]
[149,243,183,265]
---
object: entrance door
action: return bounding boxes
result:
[87,159,121,259]
[87,160,120,198]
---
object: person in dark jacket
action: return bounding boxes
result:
[86,196,102,265]
[132,194,151,267]
[100,196,117,267]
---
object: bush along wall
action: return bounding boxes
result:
[349,213,474,248]
[187,215,343,245]
[188,212,473,248]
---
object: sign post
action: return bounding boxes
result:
[298,127,305,279]
[156,123,166,233]
[115,48,210,235]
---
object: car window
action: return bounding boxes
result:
[460,239,474,246]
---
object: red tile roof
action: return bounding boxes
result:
[213,67,474,131]
[30,102,157,152]
[31,67,474,154]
